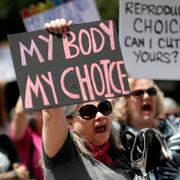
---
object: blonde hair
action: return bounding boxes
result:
[113,78,164,124]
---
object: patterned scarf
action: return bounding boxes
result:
[85,142,113,166]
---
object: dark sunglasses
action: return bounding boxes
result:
[131,87,157,97]
[78,100,112,120]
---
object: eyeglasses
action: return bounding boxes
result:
[77,100,112,120]
[131,87,157,97]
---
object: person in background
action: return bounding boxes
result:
[0,133,29,179]
[10,97,43,180]
[0,81,19,134]
[163,96,179,117]
[0,81,29,179]
[113,78,180,180]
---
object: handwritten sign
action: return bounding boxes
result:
[119,0,180,80]
[23,0,100,32]
[8,20,130,112]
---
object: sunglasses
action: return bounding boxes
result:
[131,87,157,97]
[77,100,112,120]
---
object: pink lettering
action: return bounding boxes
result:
[60,60,129,101]
[79,29,92,55]
[116,61,130,95]
[62,22,115,60]
[75,65,95,101]
[25,75,49,109]
[109,62,121,93]
[19,40,45,66]
[62,31,80,59]
[41,72,58,104]
[91,63,105,96]
[38,34,53,60]
[99,20,115,50]
[90,28,105,53]
[100,59,114,98]
[60,67,80,99]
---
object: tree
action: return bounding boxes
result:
[0,0,118,41]
[95,0,119,27]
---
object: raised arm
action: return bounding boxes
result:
[42,18,73,158]
[42,107,68,158]
[11,96,28,139]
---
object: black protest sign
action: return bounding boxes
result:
[8,20,130,112]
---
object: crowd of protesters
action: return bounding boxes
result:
[0,18,180,180]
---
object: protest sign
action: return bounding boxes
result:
[119,0,180,80]
[23,0,100,32]
[8,20,130,112]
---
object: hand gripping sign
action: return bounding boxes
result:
[8,20,130,112]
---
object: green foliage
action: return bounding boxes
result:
[16,0,43,11]
[0,0,41,19]
[0,0,11,19]
[95,0,119,26]
[0,0,119,41]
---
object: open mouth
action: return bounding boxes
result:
[142,104,152,112]
[95,125,107,133]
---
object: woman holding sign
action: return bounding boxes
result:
[42,19,169,180]
[43,19,134,180]
[43,100,136,180]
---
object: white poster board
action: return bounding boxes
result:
[23,0,100,32]
[119,0,180,80]
[0,45,16,81]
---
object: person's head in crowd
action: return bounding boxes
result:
[113,78,164,129]
[163,97,178,116]
[0,81,19,134]
[64,100,117,147]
